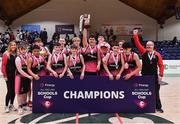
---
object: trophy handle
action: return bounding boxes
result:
[79,15,84,32]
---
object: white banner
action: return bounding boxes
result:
[101,24,143,36]
[163,60,180,75]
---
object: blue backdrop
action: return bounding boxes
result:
[21,24,41,32]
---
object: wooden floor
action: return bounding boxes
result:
[0,76,179,124]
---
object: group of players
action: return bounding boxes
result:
[1,28,164,115]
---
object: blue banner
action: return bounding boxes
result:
[21,25,41,33]
[55,25,74,34]
[33,76,155,113]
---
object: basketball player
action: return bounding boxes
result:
[27,45,47,80]
[15,44,33,114]
[122,42,141,80]
[82,28,100,75]
[67,45,85,80]
[47,42,67,78]
[103,41,124,80]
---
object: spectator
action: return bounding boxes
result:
[172,36,178,45]
[10,32,15,41]
[40,28,48,45]
[52,32,59,42]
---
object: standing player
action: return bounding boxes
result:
[122,42,141,80]
[27,45,47,107]
[103,41,124,80]
[30,38,50,59]
[1,41,17,113]
[133,29,164,113]
[98,42,111,76]
[27,38,49,107]
[71,37,83,54]
[119,40,125,53]
[58,38,69,55]
[47,42,67,78]
[27,45,47,80]
[97,35,106,45]
[15,44,33,114]
[67,45,85,80]
[82,28,100,75]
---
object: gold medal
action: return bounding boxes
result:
[148,51,154,65]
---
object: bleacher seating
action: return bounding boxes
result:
[132,40,180,60]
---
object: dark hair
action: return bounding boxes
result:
[110,41,119,47]
[53,42,61,47]
[98,34,105,37]
[89,35,95,39]
[32,45,40,50]
[70,44,78,49]
[122,42,132,49]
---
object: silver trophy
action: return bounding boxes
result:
[79,14,91,32]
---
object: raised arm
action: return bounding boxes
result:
[133,30,146,55]
[82,28,88,48]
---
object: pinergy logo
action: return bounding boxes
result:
[133,83,149,88]
[40,82,55,88]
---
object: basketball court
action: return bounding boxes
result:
[1,0,180,123]
[0,75,179,124]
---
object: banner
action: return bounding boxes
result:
[101,24,143,36]
[21,25,41,33]
[55,25,74,34]
[163,60,180,75]
[33,76,155,113]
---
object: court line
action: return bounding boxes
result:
[76,113,79,124]
[115,113,123,124]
